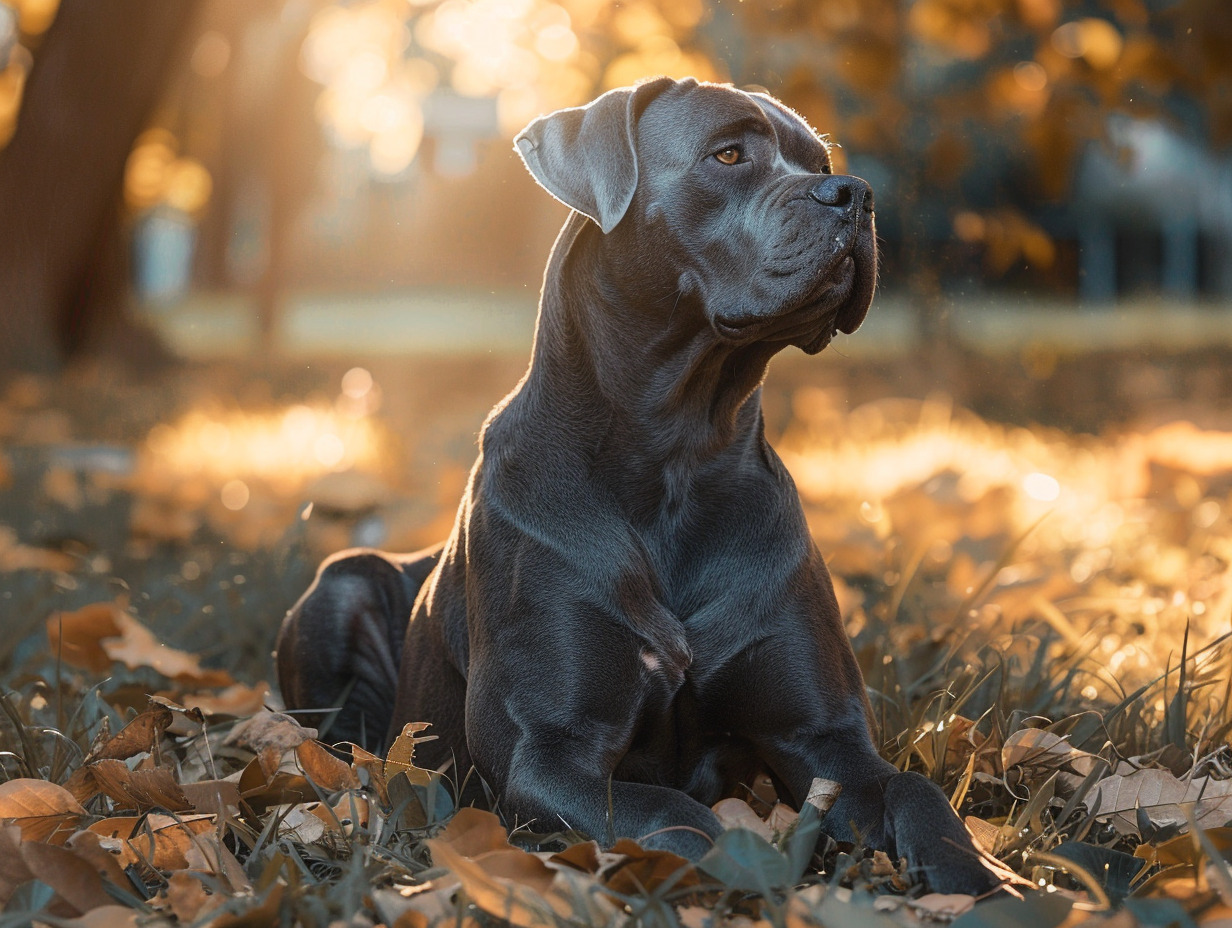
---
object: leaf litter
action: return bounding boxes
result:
[3,359,1232,925]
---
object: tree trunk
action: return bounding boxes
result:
[0,0,202,374]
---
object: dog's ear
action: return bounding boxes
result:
[514,78,674,234]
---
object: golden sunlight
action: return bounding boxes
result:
[780,391,1232,701]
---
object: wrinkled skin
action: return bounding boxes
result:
[276,78,999,896]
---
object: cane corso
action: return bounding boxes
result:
[276,77,998,895]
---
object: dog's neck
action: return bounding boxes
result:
[524,215,781,470]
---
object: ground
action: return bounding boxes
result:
[3,341,1232,927]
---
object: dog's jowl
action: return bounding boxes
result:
[276,77,998,895]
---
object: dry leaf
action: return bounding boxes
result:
[46,603,124,672]
[94,704,174,761]
[164,871,222,923]
[767,803,799,833]
[385,721,436,786]
[296,739,361,791]
[805,777,842,815]
[348,741,389,801]
[550,840,602,874]
[431,807,512,858]
[225,709,315,754]
[87,813,216,870]
[0,778,87,842]
[170,682,270,717]
[46,601,234,686]
[64,830,130,890]
[57,905,143,928]
[428,838,560,928]
[233,753,314,811]
[180,779,242,819]
[713,798,775,841]
[88,758,193,813]
[274,803,327,843]
[374,885,459,928]
[965,815,1005,855]
[602,839,699,897]
[20,841,114,914]
[1001,728,1100,793]
[183,832,251,892]
[1090,768,1232,835]
[0,825,35,906]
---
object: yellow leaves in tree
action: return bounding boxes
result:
[1051,17,1124,70]
[908,0,1002,60]
[952,207,1056,274]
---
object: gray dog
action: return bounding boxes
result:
[276,77,998,895]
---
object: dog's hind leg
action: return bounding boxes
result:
[276,544,443,752]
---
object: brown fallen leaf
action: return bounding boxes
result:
[20,841,115,914]
[602,838,699,897]
[184,832,251,892]
[88,758,193,813]
[0,825,35,907]
[805,777,842,815]
[65,830,130,890]
[550,840,602,874]
[1090,768,1232,835]
[372,885,459,928]
[432,807,513,858]
[180,779,242,819]
[46,601,234,686]
[0,778,87,843]
[234,753,314,811]
[56,905,143,928]
[47,602,124,672]
[99,708,173,759]
[168,682,270,717]
[767,802,799,833]
[1002,728,1101,777]
[965,815,1006,855]
[713,798,775,841]
[297,739,361,791]
[87,813,216,870]
[428,837,561,928]
[164,871,223,923]
[385,721,437,786]
[225,709,315,754]
[348,742,390,803]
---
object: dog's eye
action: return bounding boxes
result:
[714,147,742,165]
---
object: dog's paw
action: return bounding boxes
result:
[883,771,1001,897]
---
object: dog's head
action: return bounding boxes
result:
[515,77,876,354]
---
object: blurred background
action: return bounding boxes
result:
[1,0,1231,696]
[1,0,1229,368]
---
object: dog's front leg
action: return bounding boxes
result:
[763,728,999,895]
[502,753,722,858]
[464,641,722,859]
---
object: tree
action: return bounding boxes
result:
[0,0,203,373]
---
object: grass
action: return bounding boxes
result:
[2,353,1232,926]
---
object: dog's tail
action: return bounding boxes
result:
[276,546,441,753]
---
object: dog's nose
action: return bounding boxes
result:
[808,175,873,215]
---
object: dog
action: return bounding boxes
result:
[276,77,998,895]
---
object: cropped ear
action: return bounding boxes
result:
[514,78,675,233]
